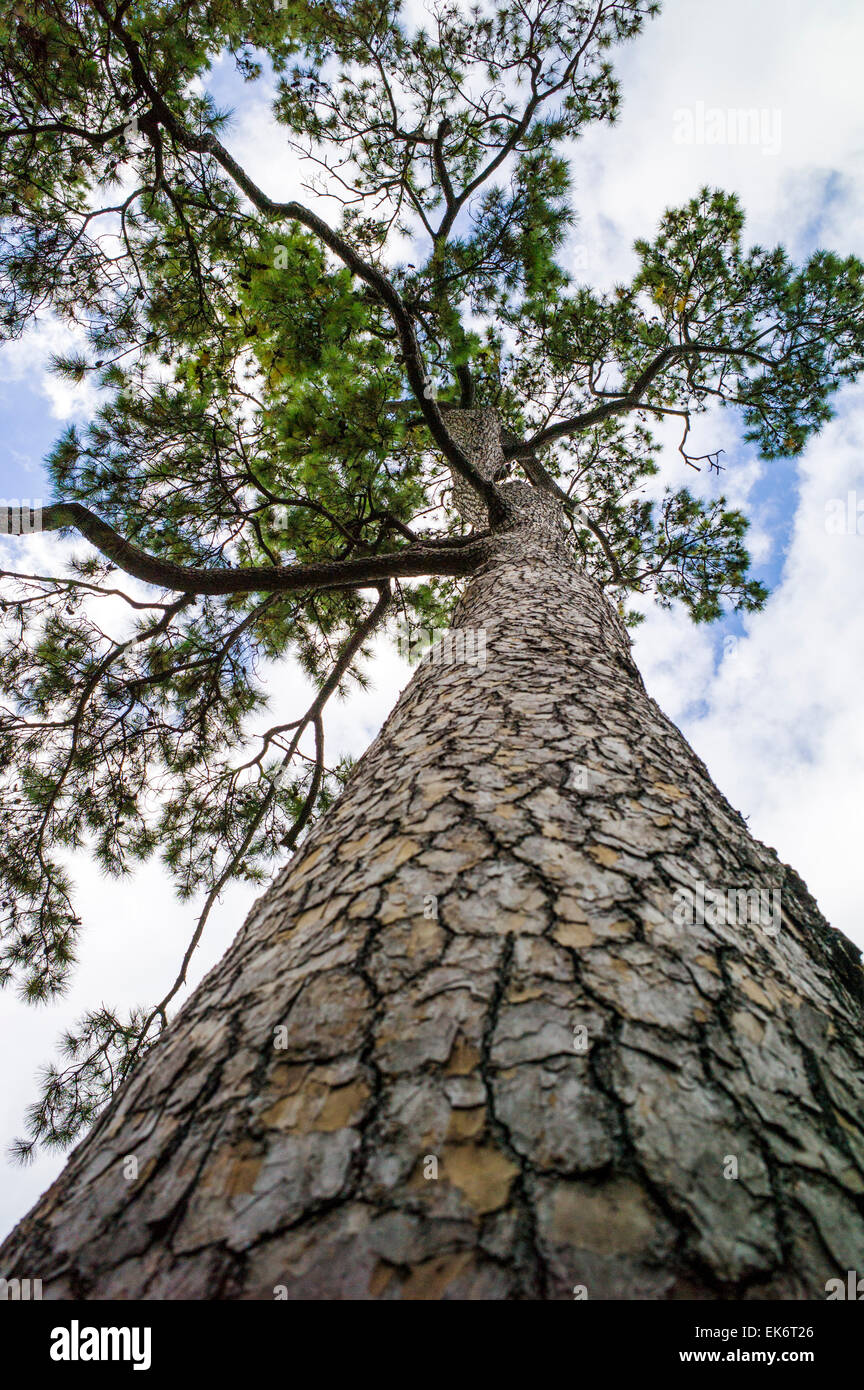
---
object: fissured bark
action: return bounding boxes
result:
[3,423,863,1300]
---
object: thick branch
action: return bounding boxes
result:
[1,503,489,594]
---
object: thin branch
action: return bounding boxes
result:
[88,0,505,522]
[126,584,392,1063]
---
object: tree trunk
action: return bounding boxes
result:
[3,449,864,1301]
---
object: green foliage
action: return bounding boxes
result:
[1,0,862,1155]
[9,1004,157,1164]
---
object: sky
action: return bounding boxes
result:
[1,0,863,1242]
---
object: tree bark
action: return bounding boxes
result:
[3,452,864,1301]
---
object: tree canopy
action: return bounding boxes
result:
[2,0,864,1156]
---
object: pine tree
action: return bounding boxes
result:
[1,0,863,1298]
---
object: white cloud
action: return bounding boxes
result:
[568,0,864,287]
[634,380,864,939]
[0,317,102,423]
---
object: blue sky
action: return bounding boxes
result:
[0,376,59,498]
[2,0,864,1238]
